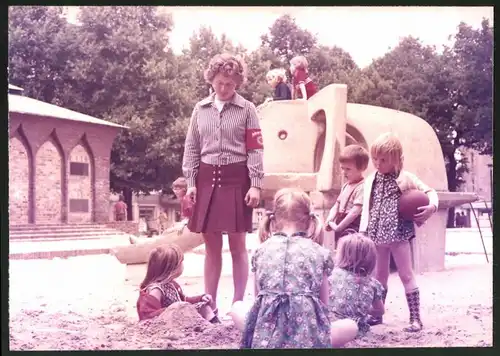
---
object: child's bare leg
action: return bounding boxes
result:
[374,244,391,287]
[367,244,391,325]
[391,241,422,332]
[330,319,358,348]
[230,301,252,332]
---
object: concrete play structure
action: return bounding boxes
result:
[112,84,478,272]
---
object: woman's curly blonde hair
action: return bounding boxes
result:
[204,53,247,89]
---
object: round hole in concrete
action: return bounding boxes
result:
[278,130,288,140]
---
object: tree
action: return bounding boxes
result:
[353,31,492,227]
[64,6,187,217]
[238,46,281,105]
[181,26,242,100]
[449,18,493,156]
[260,14,317,63]
[8,6,81,105]
[307,45,361,101]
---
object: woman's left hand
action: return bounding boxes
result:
[245,187,261,208]
[414,204,436,224]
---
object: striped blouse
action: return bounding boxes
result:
[182,92,264,189]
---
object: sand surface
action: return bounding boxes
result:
[9,254,492,350]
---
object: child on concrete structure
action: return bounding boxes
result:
[136,244,219,323]
[231,188,334,348]
[359,132,438,332]
[129,177,193,244]
[265,68,292,102]
[325,145,369,248]
[290,55,317,100]
[328,233,385,347]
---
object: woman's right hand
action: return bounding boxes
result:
[186,187,197,204]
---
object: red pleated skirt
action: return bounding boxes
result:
[187,161,253,234]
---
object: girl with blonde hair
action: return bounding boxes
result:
[136,245,219,323]
[290,55,317,100]
[231,188,334,348]
[328,233,385,347]
[265,68,291,101]
[359,132,438,332]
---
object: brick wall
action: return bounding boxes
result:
[67,144,93,223]
[460,148,492,202]
[9,135,30,224]
[35,138,63,223]
[9,113,121,225]
[104,221,139,235]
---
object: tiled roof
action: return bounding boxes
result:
[8,91,127,129]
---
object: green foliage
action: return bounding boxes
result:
[260,14,317,63]
[353,28,492,194]
[8,6,80,105]
[8,8,492,204]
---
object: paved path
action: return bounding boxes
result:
[9,228,492,260]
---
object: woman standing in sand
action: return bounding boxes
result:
[182,53,264,317]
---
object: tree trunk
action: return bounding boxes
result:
[123,188,133,221]
[446,151,458,228]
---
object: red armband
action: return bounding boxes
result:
[246,129,264,150]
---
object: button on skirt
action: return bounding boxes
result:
[187,161,253,234]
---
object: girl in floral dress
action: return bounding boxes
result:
[328,233,385,347]
[136,245,219,323]
[231,188,334,348]
[359,132,438,332]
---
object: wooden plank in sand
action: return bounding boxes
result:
[111,228,204,265]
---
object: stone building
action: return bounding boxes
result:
[8,84,126,225]
[456,148,492,228]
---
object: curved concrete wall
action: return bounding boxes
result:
[346,103,448,192]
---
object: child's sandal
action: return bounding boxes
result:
[403,320,423,332]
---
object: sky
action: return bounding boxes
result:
[65,6,493,68]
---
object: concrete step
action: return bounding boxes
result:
[10,230,128,240]
[9,224,107,232]
[10,234,128,243]
[9,236,130,260]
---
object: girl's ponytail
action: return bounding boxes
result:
[308,212,324,246]
[258,211,274,242]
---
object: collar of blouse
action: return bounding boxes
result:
[199,92,246,108]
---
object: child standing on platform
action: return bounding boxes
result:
[359,132,438,332]
[265,68,292,101]
[290,55,318,100]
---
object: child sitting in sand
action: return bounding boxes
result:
[325,145,369,248]
[136,245,220,323]
[231,188,334,348]
[328,233,385,347]
[290,55,317,100]
[265,68,292,102]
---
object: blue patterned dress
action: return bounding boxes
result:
[328,268,385,335]
[241,232,335,349]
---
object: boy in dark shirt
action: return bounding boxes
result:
[266,68,292,102]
